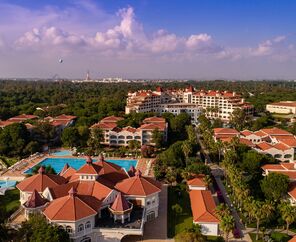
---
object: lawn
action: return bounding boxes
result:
[249,232,291,242]
[0,189,20,216]
[167,184,193,238]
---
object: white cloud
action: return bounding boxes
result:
[273,35,286,43]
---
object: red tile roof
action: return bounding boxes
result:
[288,182,296,200]
[76,158,102,175]
[44,188,100,221]
[214,128,239,135]
[91,122,117,130]
[189,190,219,223]
[0,120,15,128]
[256,142,273,151]
[261,127,292,136]
[254,130,267,137]
[110,192,131,212]
[261,164,286,171]
[289,236,296,242]
[273,143,291,151]
[23,189,48,208]
[187,174,206,187]
[278,137,296,147]
[54,114,77,121]
[143,117,166,123]
[49,180,113,201]
[100,116,124,123]
[8,114,38,121]
[115,171,161,196]
[139,123,166,131]
[240,130,253,137]
[17,172,66,192]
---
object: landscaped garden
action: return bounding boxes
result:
[249,231,291,242]
[0,189,20,215]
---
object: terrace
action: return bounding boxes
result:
[96,206,145,230]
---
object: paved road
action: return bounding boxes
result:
[196,129,252,242]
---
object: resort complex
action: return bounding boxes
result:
[125,86,254,123]
[13,155,162,242]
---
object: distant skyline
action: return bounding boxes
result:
[0,0,296,80]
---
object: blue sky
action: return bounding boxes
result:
[0,0,296,79]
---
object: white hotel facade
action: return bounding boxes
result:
[125,86,253,123]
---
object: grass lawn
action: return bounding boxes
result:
[249,232,291,242]
[167,185,193,238]
[0,189,20,215]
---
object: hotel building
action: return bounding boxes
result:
[125,86,253,123]
[90,116,168,147]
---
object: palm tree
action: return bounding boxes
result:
[203,175,212,188]
[250,200,274,241]
[182,140,193,161]
[279,202,296,234]
[220,214,235,242]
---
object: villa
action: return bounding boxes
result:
[187,175,220,236]
[15,156,162,242]
[91,116,168,147]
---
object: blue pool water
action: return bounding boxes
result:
[51,150,72,156]
[24,158,137,174]
[0,180,17,188]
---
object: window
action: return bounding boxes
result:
[284,154,292,158]
[85,221,91,229]
[274,154,282,158]
[118,135,125,139]
[78,224,84,232]
[66,226,72,233]
[147,200,151,206]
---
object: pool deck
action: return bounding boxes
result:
[0,152,156,181]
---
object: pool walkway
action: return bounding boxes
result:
[1,152,156,181]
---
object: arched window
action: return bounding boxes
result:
[110,135,117,139]
[274,154,282,158]
[85,221,91,229]
[66,226,72,233]
[284,154,292,158]
[126,136,133,139]
[118,135,125,139]
[58,225,64,230]
[78,224,84,232]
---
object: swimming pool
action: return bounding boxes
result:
[51,150,72,156]
[0,180,17,188]
[24,158,137,174]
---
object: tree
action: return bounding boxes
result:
[182,140,193,160]
[215,204,235,242]
[33,122,57,146]
[87,127,103,155]
[141,145,154,158]
[212,118,223,128]
[185,163,211,176]
[186,125,197,144]
[220,215,235,242]
[172,204,183,215]
[175,224,206,242]
[250,200,274,241]
[16,214,70,242]
[260,173,289,201]
[229,108,248,131]
[241,150,264,174]
[61,127,80,148]
[24,141,40,155]
[32,165,56,175]
[279,202,296,234]
[128,140,141,156]
[0,123,29,157]
[152,128,164,148]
